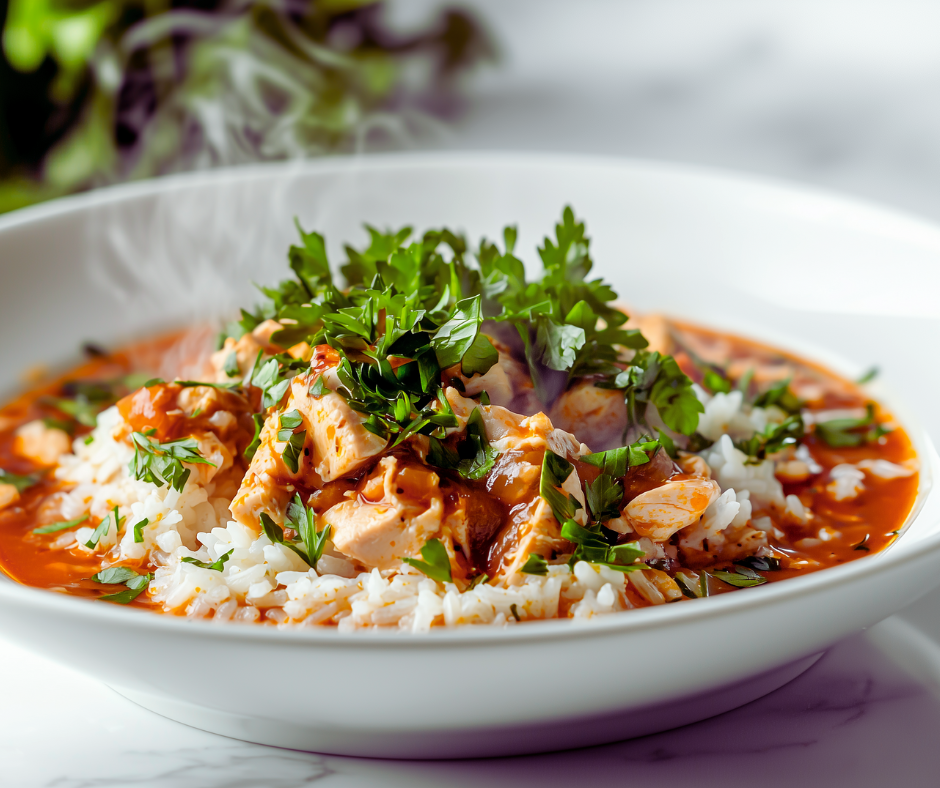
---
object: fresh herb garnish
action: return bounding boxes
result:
[509,603,521,621]
[223,351,240,378]
[277,410,306,474]
[132,518,150,543]
[520,554,549,576]
[32,513,89,534]
[0,468,41,493]
[244,413,266,462]
[752,378,802,414]
[129,431,215,493]
[857,367,879,385]
[734,555,781,572]
[735,414,805,462]
[84,506,123,549]
[308,374,327,397]
[260,511,311,565]
[539,450,582,525]
[598,350,703,442]
[560,520,645,572]
[286,493,330,571]
[181,549,234,571]
[402,537,452,583]
[466,573,489,590]
[816,404,890,448]
[709,568,767,588]
[427,407,498,481]
[581,438,660,476]
[675,571,705,599]
[92,566,152,604]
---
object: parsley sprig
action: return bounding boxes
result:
[129,430,216,492]
[816,404,890,448]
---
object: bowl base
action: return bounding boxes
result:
[109,652,822,759]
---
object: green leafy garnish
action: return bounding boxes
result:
[735,414,805,462]
[467,573,489,590]
[129,432,216,493]
[84,506,123,549]
[286,494,331,571]
[223,351,240,378]
[585,474,624,523]
[599,350,703,441]
[132,518,150,544]
[308,374,327,397]
[259,512,311,566]
[402,538,452,583]
[560,520,644,572]
[735,555,781,572]
[710,568,767,588]
[181,549,234,572]
[539,450,582,525]
[520,554,549,576]
[0,468,41,494]
[857,367,879,385]
[32,514,89,534]
[277,410,306,474]
[703,368,732,394]
[581,438,660,477]
[92,567,152,604]
[815,404,890,448]
[509,603,521,621]
[675,571,705,599]
[752,378,802,414]
[244,413,266,462]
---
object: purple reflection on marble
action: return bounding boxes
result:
[362,629,940,788]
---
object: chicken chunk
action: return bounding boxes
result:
[623,477,720,541]
[0,483,19,511]
[550,381,627,451]
[14,420,71,466]
[323,456,444,569]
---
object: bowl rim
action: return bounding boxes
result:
[2,150,940,647]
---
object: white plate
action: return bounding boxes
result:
[1,153,939,759]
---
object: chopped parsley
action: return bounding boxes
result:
[709,567,767,588]
[427,407,497,481]
[229,208,695,464]
[181,549,234,571]
[402,537,452,583]
[0,469,41,493]
[598,350,703,442]
[560,520,645,572]
[91,566,152,604]
[84,506,123,549]
[32,514,89,534]
[132,518,150,544]
[244,413,266,462]
[286,493,331,571]
[520,554,549,576]
[815,404,890,448]
[277,410,306,474]
[735,414,804,462]
[129,431,215,493]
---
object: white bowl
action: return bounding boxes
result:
[1,153,939,759]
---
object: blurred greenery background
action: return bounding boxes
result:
[0,0,492,213]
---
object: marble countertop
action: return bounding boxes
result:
[7,1,940,785]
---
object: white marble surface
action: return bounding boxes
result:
[8,1,940,785]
